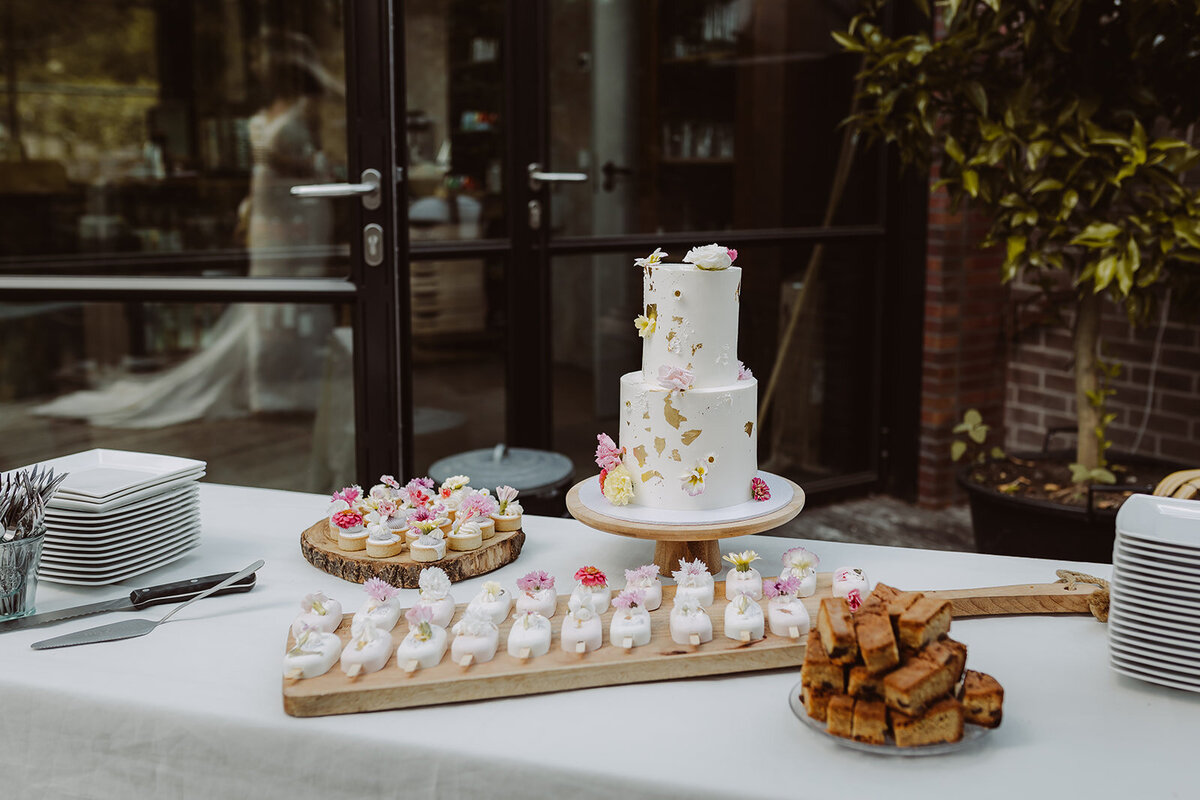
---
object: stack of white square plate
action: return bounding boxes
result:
[1109,493,1200,693]
[14,450,206,586]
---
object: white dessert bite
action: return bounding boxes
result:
[722,550,763,601]
[467,580,513,624]
[780,546,820,597]
[669,598,713,645]
[762,575,811,637]
[283,624,342,679]
[415,566,456,628]
[410,530,447,562]
[561,595,603,654]
[623,564,663,611]
[507,610,552,659]
[609,589,652,648]
[515,570,558,618]
[291,591,343,636]
[672,559,715,607]
[571,565,611,614]
[365,522,404,558]
[353,577,403,632]
[438,475,472,520]
[447,517,483,551]
[340,617,394,677]
[724,593,765,642]
[476,516,496,540]
[451,607,500,665]
[490,485,523,532]
[832,567,871,610]
[395,604,448,670]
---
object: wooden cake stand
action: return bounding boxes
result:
[300,520,525,587]
[566,477,806,575]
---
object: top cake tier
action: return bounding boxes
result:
[640,263,742,389]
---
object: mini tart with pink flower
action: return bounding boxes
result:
[762,576,810,638]
[458,489,499,538]
[722,550,763,601]
[438,474,473,520]
[395,604,448,670]
[560,594,603,654]
[609,589,652,648]
[340,617,393,678]
[283,623,342,679]
[353,578,403,631]
[506,610,552,659]
[672,558,714,607]
[490,485,523,532]
[410,529,447,563]
[450,607,499,665]
[623,565,662,611]
[467,580,513,625]
[780,546,820,597]
[832,567,871,611]
[400,476,436,509]
[446,517,484,552]
[331,509,368,552]
[404,516,441,547]
[373,473,402,501]
[365,522,404,559]
[723,592,765,642]
[515,570,557,617]
[570,565,611,614]
[290,591,344,637]
[669,598,712,646]
[414,566,456,627]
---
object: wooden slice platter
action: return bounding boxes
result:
[299,519,525,587]
[281,573,1100,717]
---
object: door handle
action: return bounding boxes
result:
[290,168,381,210]
[527,162,588,191]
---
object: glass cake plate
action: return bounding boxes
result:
[787,681,993,756]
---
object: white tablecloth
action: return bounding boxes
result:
[0,484,1194,799]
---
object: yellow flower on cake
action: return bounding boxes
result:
[602,465,636,506]
[681,460,709,496]
[634,247,667,267]
[634,313,656,338]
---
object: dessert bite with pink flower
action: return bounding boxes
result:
[722,550,763,601]
[506,610,552,659]
[414,566,456,627]
[669,598,712,646]
[609,588,652,648]
[457,488,499,539]
[372,473,402,501]
[353,578,403,632]
[451,607,499,665]
[283,623,341,679]
[833,567,870,610]
[515,570,557,617]
[290,591,343,636]
[780,546,820,597]
[467,580,512,625]
[340,617,393,677]
[763,575,811,637]
[437,474,473,519]
[395,604,448,670]
[724,592,765,642]
[570,565,611,614]
[622,564,662,611]
[595,433,635,506]
[491,485,524,532]
[399,477,436,510]
[672,558,714,607]
[560,594,603,654]
[328,485,367,547]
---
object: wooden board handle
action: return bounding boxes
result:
[925,582,1101,617]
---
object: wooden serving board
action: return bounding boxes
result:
[299,519,525,587]
[281,574,1100,717]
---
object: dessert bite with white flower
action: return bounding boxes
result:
[560,594,603,654]
[438,474,472,520]
[414,566,456,627]
[669,598,713,646]
[404,509,443,546]
[832,567,870,611]
[283,623,342,679]
[290,591,343,636]
[515,570,557,617]
[365,520,404,558]
[410,528,446,562]
[467,580,513,625]
[395,604,448,670]
[353,578,403,632]
[491,485,524,532]
[623,564,662,611]
[340,617,393,678]
[780,546,819,597]
[762,575,810,638]
[450,607,500,665]
[609,589,652,648]
[446,516,484,552]
[506,610,552,659]
[672,558,714,607]
[723,550,763,601]
[723,592,765,642]
[570,565,611,614]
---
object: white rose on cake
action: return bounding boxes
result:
[683,243,737,271]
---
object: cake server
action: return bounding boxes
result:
[30,560,264,649]
[0,569,259,633]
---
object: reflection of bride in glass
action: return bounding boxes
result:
[36,31,342,428]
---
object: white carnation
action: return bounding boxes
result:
[683,243,733,271]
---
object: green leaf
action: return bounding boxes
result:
[831,31,865,53]
[963,409,982,427]
[962,169,979,198]
[968,425,988,444]
[945,135,965,164]
[1068,463,1092,484]
[965,82,988,118]
[1092,468,1117,485]
[989,446,1006,460]
[1093,254,1118,291]
[1071,223,1121,247]
[951,441,968,462]
[1031,178,1063,194]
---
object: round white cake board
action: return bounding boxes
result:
[575,470,795,526]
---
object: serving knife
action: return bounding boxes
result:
[0,569,258,633]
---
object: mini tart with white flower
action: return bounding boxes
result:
[560,596,603,654]
[467,580,512,625]
[410,530,447,562]
[395,604,448,669]
[722,550,763,601]
[490,485,524,532]
[446,517,484,552]
[353,578,403,632]
[506,610,552,658]
[450,607,500,664]
[415,566,456,627]
[623,565,663,611]
[438,474,472,520]
[364,523,404,558]
[405,518,441,547]
[340,617,394,677]
[284,624,342,679]
[723,592,765,642]
[669,598,712,645]
[762,576,810,637]
[609,589,652,648]
[515,570,557,617]
[290,592,343,637]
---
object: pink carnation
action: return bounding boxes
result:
[331,485,361,505]
[403,479,432,507]
[414,477,435,490]
[625,564,660,586]
[380,475,400,490]
[408,506,434,523]
[405,604,434,625]
[517,570,555,592]
[364,577,399,602]
[751,477,770,501]
[657,365,695,392]
[458,489,499,520]
[727,248,738,262]
[575,566,607,588]
[763,576,802,599]
[376,500,399,520]
[331,509,363,529]
[846,589,863,611]
[594,433,625,471]
[612,588,645,610]
[738,361,754,381]
[678,558,707,576]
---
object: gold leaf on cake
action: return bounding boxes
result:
[691,342,704,356]
[671,449,682,462]
[663,393,687,429]
[641,470,663,484]
[633,445,647,467]
[665,331,676,343]
[681,429,702,446]
[646,303,657,318]
[745,422,754,437]
[644,427,651,433]
[672,315,684,324]
[643,410,650,420]
[736,279,741,301]
[654,437,666,456]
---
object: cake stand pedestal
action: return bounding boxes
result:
[565,477,806,575]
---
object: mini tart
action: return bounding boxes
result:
[476,516,496,540]
[337,529,369,552]
[365,534,404,558]
[410,537,446,562]
[447,526,483,551]
[490,511,522,532]
[325,519,341,544]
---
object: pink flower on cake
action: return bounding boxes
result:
[331,509,364,530]
[682,461,709,496]
[783,547,819,573]
[458,489,499,520]
[374,499,399,520]
[763,576,802,599]
[595,432,625,471]
[751,477,770,501]
[599,468,609,494]
[517,570,555,592]
[846,589,863,611]
[683,243,735,271]
[575,566,608,588]
[727,248,738,263]
[408,506,434,523]
[405,604,433,625]
[331,485,362,506]
[737,361,754,381]
[625,564,660,586]
[497,485,519,505]
[602,465,635,505]
[364,578,400,602]
[403,478,432,507]
[612,588,645,610]
[380,474,400,490]
[657,365,695,392]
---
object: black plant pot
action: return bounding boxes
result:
[956,450,1179,563]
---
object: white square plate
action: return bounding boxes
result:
[39,531,200,576]
[44,484,200,528]
[45,496,200,540]
[1109,618,1200,653]
[1110,589,1200,622]
[18,449,207,500]
[37,540,200,586]
[43,515,200,560]
[1118,536,1200,562]
[41,527,200,570]
[1109,640,1200,675]
[46,472,205,512]
[1113,552,1200,590]
[1110,653,1200,692]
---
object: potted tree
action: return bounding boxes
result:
[836,0,1200,560]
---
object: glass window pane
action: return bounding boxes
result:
[548,0,879,237]
[0,299,354,493]
[0,1,349,277]
[404,0,507,241]
[551,243,881,489]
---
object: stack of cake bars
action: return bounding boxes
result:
[1109,493,1200,693]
